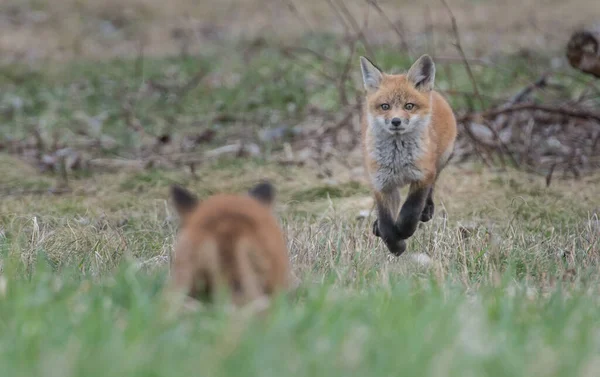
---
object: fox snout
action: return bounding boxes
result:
[390,117,406,129]
[387,117,408,133]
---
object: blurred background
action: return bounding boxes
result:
[1,0,599,185]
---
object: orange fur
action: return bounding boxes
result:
[167,183,291,307]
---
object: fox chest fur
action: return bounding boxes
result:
[365,127,426,193]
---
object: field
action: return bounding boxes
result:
[1,1,600,376]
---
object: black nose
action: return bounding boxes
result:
[391,118,402,127]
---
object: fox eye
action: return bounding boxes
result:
[380,103,390,111]
[404,103,415,110]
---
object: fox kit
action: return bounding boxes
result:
[359,54,457,255]
[167,182,291,308]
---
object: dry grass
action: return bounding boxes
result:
[2,152,598,291]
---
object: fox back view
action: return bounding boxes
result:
[360,54,457,255]
[168,182,290,307]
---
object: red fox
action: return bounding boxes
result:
[359,54,457,255]
[167,182,291,307]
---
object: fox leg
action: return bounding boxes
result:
[373,189,406,256]
[420,186,434,222]
[396,181,432,240]
[372,188,401,237]
[422,149,453,223]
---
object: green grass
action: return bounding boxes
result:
[0,264,599,377]
[290,182,368,202]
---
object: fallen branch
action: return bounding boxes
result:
[459,103,600,124]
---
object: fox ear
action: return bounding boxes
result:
[171,185,198,219]
[360,56,383,92]
[407,54,435,92]
[248,181,275,207]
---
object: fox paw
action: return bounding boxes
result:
[420,203,434,222]
[385,238,407,256]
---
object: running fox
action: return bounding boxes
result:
[359,54,457,255]
[167,182,291,307]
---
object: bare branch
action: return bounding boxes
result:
[365,0,409,52]
[281,0,314,33]
[440,0,485,110]
[329,0,375,58]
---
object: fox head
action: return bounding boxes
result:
[170,181,276,222]
[360,55,436,136]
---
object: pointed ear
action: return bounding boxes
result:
[248,181,275,207]
[406,54,436,91]
[360,56,383,92]
[171,185,198,219]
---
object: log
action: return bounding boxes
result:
[566,29,600,78]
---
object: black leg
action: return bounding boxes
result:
[420,187,434,222]
[396,184,431,240]
[372,188,401,239]
[372,219,381,237]
[374,197,407,256]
